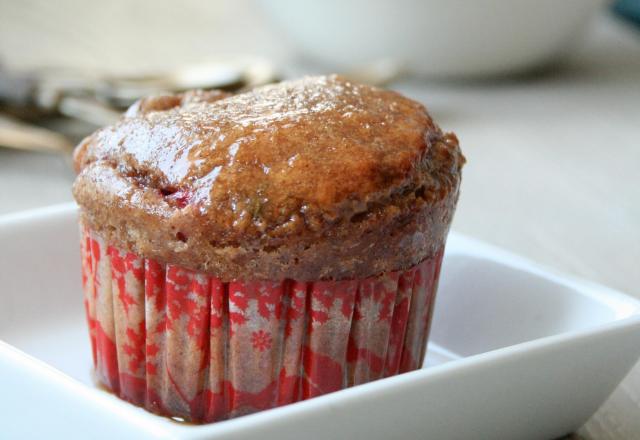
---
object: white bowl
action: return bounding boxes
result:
[2,204,640,439]
[257,0,606,77]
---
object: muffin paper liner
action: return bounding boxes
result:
[80,227,444,423]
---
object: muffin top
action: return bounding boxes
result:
[73,75,464,281]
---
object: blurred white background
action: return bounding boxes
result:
[0,0,286,72]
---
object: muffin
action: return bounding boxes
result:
[73,75,465,423]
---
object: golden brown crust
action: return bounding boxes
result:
[73,75,464,281]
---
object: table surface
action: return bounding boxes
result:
[0,2,639,438]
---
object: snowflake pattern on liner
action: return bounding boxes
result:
[80,227,444,423]
[251,330,272,352]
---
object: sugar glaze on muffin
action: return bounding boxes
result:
[73,75,464,281]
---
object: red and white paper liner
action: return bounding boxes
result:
[80,228,444,423]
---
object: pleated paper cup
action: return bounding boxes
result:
[80,227,444,423]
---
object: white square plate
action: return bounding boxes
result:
[1,204,639,440]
